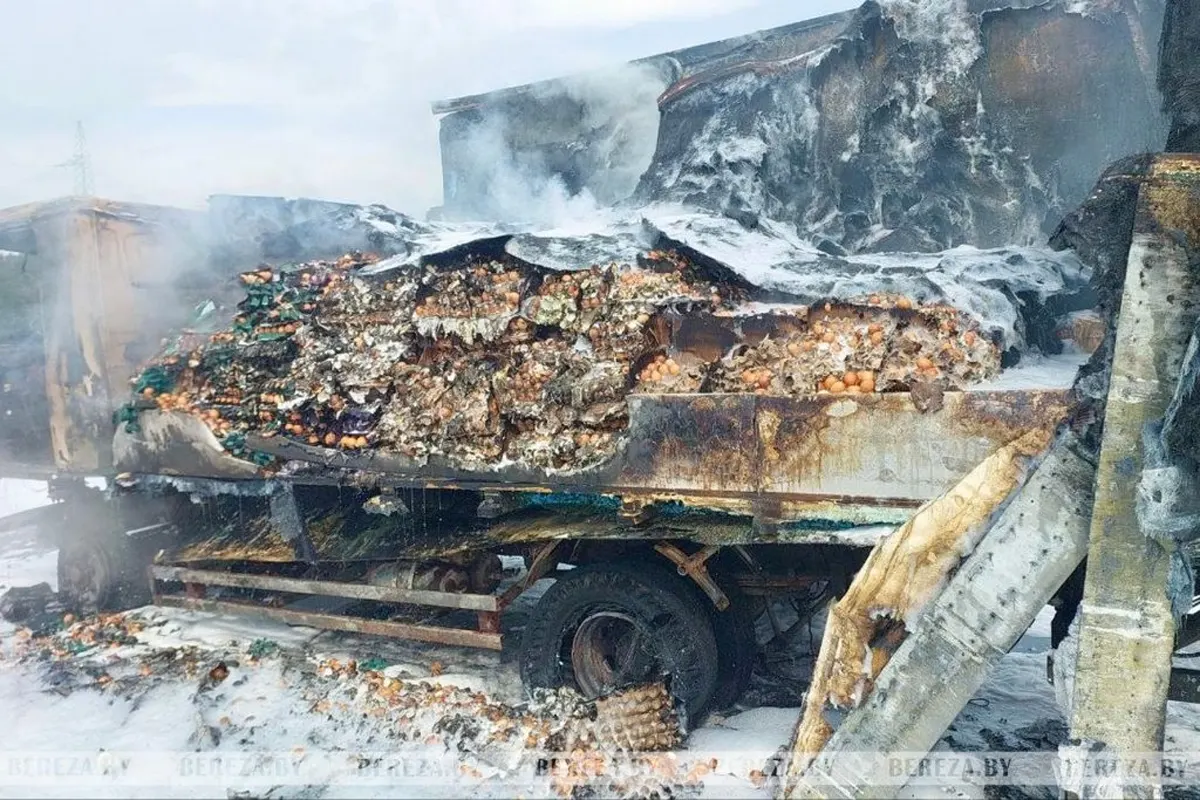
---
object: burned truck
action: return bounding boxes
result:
[0,194,1088,718]
[0,0,1172,719]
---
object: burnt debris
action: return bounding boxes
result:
[123,245,1007,474]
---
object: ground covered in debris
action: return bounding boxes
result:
[5,512,1200,800]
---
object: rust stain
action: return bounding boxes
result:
[1142,173,1200,249]
[627,394,760,493]
[950,390,1072,444]
[757,408,782,466]
[758,394,834,492]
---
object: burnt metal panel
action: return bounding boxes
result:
[4,199,208,476]
[117,388,1073,524]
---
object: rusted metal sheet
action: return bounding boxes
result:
[154,594,504,650]
[117,388,1071,523]
[151,565,499,611]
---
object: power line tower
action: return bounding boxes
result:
[56,121,93,196]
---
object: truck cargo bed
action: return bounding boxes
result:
[117,384,1072,527]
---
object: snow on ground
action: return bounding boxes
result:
[0,479,49,513]
[3,524,1200,798]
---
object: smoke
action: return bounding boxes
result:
[439,61,671,226]
[444,112,605,226]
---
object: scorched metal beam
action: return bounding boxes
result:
[1067,155,1200,798]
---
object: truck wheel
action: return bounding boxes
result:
[706,592,757,711]
[57,537,117,615]
[57,526,150,615]
[519,561,720,719]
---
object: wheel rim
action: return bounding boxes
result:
[569,611,660,698]
[61,543,111,612]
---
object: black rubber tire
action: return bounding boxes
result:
[57,537,118,615]
[57,527,151,615]
[706,591,758,712]
[519,561,720,719]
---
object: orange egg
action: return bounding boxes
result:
[830,380,846,394]
[858,370,875,385]
[823,375,838,390]
[916,356,934,370]
[870,331,884,345]
[897,297,914,310]
[843,371,860,387]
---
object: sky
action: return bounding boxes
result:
[0,0,858,218]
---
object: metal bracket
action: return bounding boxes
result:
[654,542,729,610]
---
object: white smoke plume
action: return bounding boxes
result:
[441,62,671,227]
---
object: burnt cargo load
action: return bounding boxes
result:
[111,200,1089,523]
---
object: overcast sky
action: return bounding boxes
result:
[0,0,858,217]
